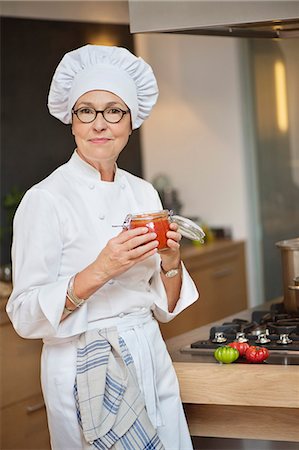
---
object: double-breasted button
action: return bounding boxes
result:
[118,312,124,318]
[98,214,105,220]
[89,183,95,190]
[120,183,126,190]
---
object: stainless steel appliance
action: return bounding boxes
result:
[276,238,299,314]
[129,0,299,39]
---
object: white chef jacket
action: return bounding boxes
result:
[7,150,198,341]
[6,150,199,450]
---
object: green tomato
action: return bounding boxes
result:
[214,346,239,364]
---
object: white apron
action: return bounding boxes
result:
[41,309,193,450]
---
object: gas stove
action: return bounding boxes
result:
[190,302,299,353]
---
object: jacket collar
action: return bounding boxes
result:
[67,150,123,183]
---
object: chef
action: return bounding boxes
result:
[6,44,199,450]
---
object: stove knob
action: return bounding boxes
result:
[277,333,293,345]
[255,333,271,344]
[236,332,248,343]
[212,332,227,343]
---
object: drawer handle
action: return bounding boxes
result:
[26,402,45,414]
[212,268,233,278]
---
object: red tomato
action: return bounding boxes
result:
[245,345,269,363]
[228,341,250,357]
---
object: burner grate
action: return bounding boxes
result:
[191,303,299,352]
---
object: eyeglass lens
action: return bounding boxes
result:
[76,107,125,123]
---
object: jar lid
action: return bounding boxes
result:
[171,215,205,242]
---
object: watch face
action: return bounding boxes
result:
[165,269,179,278]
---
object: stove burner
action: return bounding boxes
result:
[268,322,298,336]
[191,302,299,354]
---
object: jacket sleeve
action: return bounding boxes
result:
[147,188,199,323]
[6,188,88,339]
[151,261,199,323]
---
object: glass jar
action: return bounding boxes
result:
[123,210,205,251]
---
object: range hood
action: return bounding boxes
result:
[128,1,299,39]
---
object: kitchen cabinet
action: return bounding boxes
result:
[0,282,51,450]
[159,240,248,339]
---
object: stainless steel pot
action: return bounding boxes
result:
[276,238,299,314]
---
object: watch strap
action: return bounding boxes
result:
[160,261,181,278]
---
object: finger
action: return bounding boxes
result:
[169,222,179,231]
[166,230,182,242]
[117,227,149,243]
[125,232,157,251]
[165,238,181,250]
[134,247,158,264]
[128,239,159,259]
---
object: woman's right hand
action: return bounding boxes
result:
[93,227,158,281]
[68,228,158,303]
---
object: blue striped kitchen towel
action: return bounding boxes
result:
[74,327,164,449]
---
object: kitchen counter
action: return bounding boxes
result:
[166,301,299,442]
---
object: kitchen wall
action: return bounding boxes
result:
[135,33,261,307]
[0,1,261,306]
[249,38,299,301]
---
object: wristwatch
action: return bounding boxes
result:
[160,261,181,278]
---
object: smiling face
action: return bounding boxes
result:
[71,90,132,178]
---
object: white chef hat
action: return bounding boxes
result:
[48,44,159,129]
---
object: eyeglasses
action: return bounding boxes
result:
[72,106,129,124]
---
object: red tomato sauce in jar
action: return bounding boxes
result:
[128,211,170,251]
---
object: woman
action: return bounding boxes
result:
[6,45,198,450]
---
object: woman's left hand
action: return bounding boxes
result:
[159,222,182,270]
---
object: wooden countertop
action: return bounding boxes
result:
[166,301,299,442]
[180,239,244,257]
[166,300,299,407]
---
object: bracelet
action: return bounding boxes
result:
[66,275,86,308]
[63,305,73,316]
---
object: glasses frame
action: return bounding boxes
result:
[72,106,130,124]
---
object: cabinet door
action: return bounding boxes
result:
[189,253,247,325]
[160,242,248,340]
[0,322,43,407]
[1,393,50,450]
